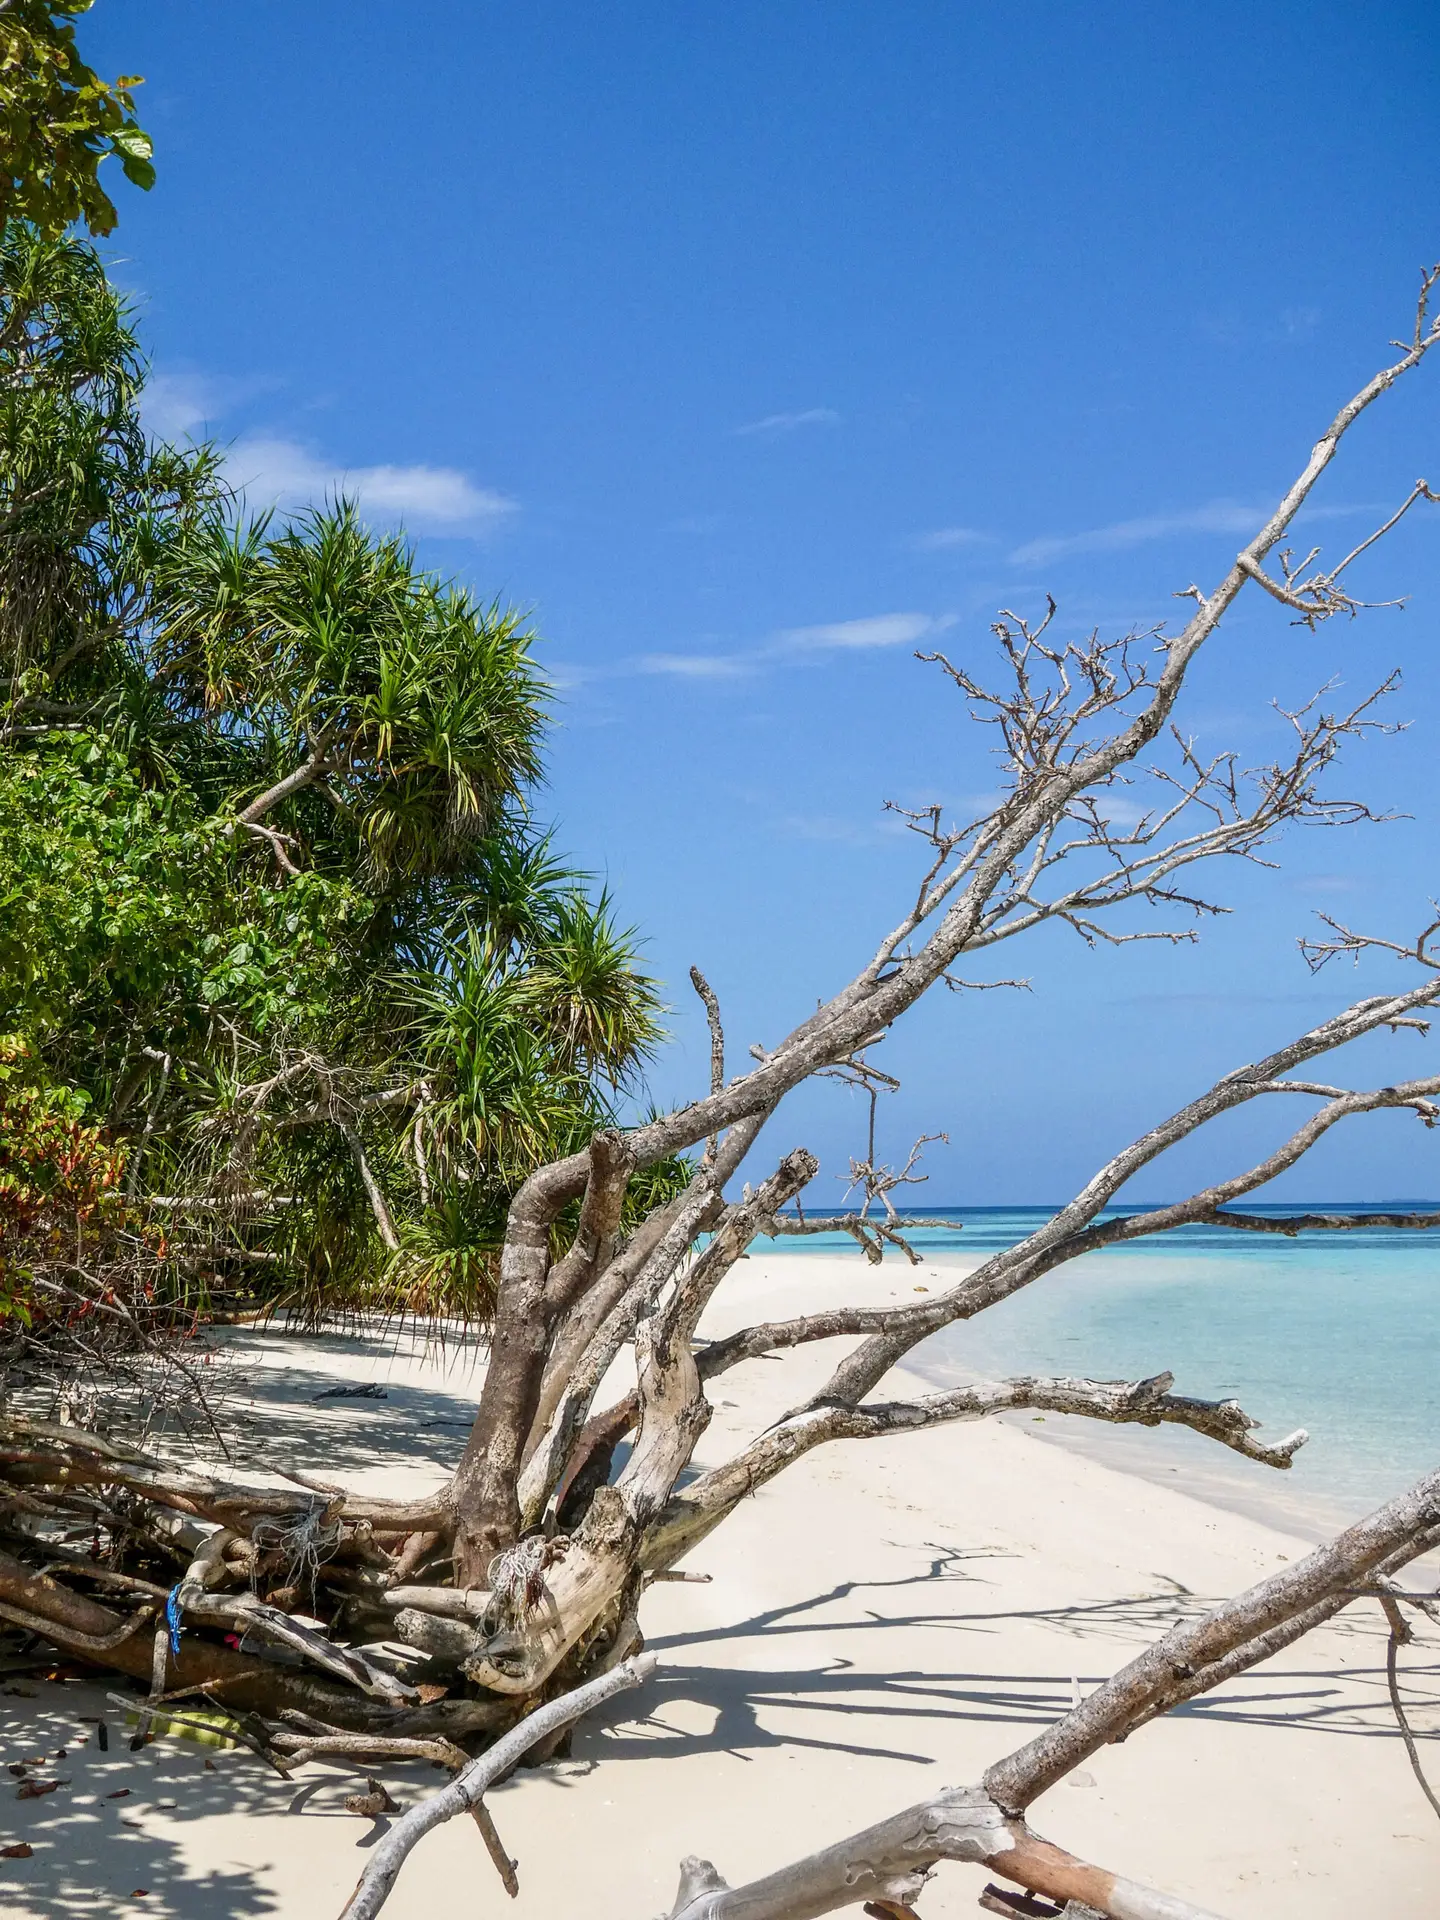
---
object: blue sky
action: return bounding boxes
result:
[89,1,1440,1202]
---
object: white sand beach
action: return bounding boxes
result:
[2,1251,1437,1919]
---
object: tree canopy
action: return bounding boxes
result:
[0,2,153,238]
[0,223,680,1333]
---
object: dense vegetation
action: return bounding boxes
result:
[0,221,681,1335]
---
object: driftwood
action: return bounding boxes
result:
[338,1652,656,1920]
[3,268,1440,1915]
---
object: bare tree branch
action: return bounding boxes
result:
[337,1121,401,1252]
[680,977,1440,1416]
[658,1464,1440,1920]
[235,738,336,827]
[642,1371,1305,1572]
[1237,478,1439,625]
[690,964,725,1168]
[763,1210,968,1266]
[1201,1206,1440,1235]
[337,1653,656,1920]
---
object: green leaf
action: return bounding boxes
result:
[118,152,155,191]
[110,125,153,160]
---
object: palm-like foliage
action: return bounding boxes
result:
[0,225,684,1323]
[0,223,218,684]
[516,890,667,1083]
[152,503,547,884]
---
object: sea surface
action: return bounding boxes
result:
[761,1205,1440,1537]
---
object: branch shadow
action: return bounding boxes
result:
[590,1647,1440,1772]
[189,1326,487,1486]
[601,1546,1440,1769]
[0,1676,442,1920]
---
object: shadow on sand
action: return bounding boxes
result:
[5,1345,1436,1911]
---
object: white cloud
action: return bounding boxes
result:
[568,612,957,687]
[141,372,218,438]
[732,407,841,437]
[779,812,887,846]
[635,652,756,679]
[1009,501,1265,568]
[1295,502,1389,525]
[1008,498,1385,569]
[225,436,515,534]
[779,612,955,652]
[141,370,272,440]
[1095,795,1150,826]
[913,526,991,552]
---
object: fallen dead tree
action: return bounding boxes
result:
[2,270,1440,1913]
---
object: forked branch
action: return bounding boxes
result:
[339,1653,657,1920]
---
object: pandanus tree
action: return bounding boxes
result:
[0,224,671,1353]
[6,259,1440,1920]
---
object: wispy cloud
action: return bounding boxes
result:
[778,811,890,846]
[732,407,840,437]
[1010,501,1264,568]
[139,367,515,536]
[913,526,991,553]
[1289,873,1364,896]
[141,370,273,440]
[567,611,957,686]
[1009,497,1383,569]
[1197,305,1323,349]
[225,436,516,534]
[779,612,954,652]
[635,652,756,679]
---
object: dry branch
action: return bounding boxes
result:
[337,1652,656,1920]
[641,1371,1304,1572]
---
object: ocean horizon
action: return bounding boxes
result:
[762,1203,1440,1537]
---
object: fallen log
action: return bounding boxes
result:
[660,1790,1226,1920]
[0,1414,449,1533]
[0,1545,506,1734]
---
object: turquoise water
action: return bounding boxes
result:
[763,1206,1440,1527]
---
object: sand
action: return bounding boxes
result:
[2,1251,1437,1919]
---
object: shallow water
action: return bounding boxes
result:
[762,1205,1440,1529]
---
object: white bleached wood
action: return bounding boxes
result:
[336,1653,656,1920]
